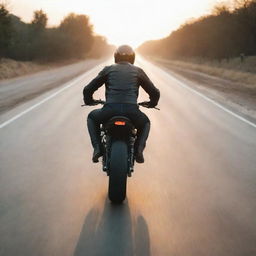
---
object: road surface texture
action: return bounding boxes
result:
[0,57,256,256]
[150,57,256,123]
[0,58,102,114]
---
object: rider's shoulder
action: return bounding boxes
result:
[104,63,143,73]
[134,65,147,75]
[135,65,143,71]
[99,65,112,75]
[103,64,121,71]
[102,65,112,71]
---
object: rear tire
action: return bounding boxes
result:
[108,140,128,204]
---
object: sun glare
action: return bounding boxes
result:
[11,0,217,47]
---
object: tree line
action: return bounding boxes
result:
[0,5,113,61]
[138,0,256,61]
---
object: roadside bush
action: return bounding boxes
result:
[0,6,111,62]
[0,4,12,57]
[138,0,256,61]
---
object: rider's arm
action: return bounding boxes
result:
[138,69,160,107]
[83,67,108,104]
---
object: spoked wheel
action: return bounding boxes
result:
[108,140,128,204]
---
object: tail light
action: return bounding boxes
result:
[115,121,126,126]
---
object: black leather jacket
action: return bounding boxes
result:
[83,62,160,106]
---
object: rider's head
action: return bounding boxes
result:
[114,45,135,64]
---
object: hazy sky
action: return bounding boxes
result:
[7,0,219,47]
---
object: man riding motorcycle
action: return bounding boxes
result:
[83,45,160,163]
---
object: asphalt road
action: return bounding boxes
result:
[0,57,256,256]
[0,59,101,114]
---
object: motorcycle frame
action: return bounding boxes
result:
[100,122,136,177]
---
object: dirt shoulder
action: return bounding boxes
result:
[1,59,47,80]
[0,58,85,80]
[151,57,256,122]
[0,58,105,114]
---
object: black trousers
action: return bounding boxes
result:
[87,103,150,151]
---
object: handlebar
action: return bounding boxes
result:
[138,102,160,110]
[81,100,105,107]
[81,100,160,110]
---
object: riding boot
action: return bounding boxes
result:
[87,117,103,163]
[135,122,150,163]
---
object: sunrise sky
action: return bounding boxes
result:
[8,0,219,47]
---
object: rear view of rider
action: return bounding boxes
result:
[83,45,160,163]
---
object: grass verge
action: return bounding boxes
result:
[151,56,256,88]
[0,58,52,80]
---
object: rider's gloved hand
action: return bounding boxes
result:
[147,101,157,108]
[84,99,105,106]
[140,101,156,108]
[89,100,99,106]
[84,97,96,105]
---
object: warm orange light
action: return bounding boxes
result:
[115,121,126,126]
[10,0,217,48]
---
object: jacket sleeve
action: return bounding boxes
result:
[83,67,108,104]
[139,68,160,107]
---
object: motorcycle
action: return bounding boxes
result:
[82,100,159,204]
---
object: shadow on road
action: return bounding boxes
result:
[73,199,151,256]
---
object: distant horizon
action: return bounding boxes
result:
[7,0,219,47]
